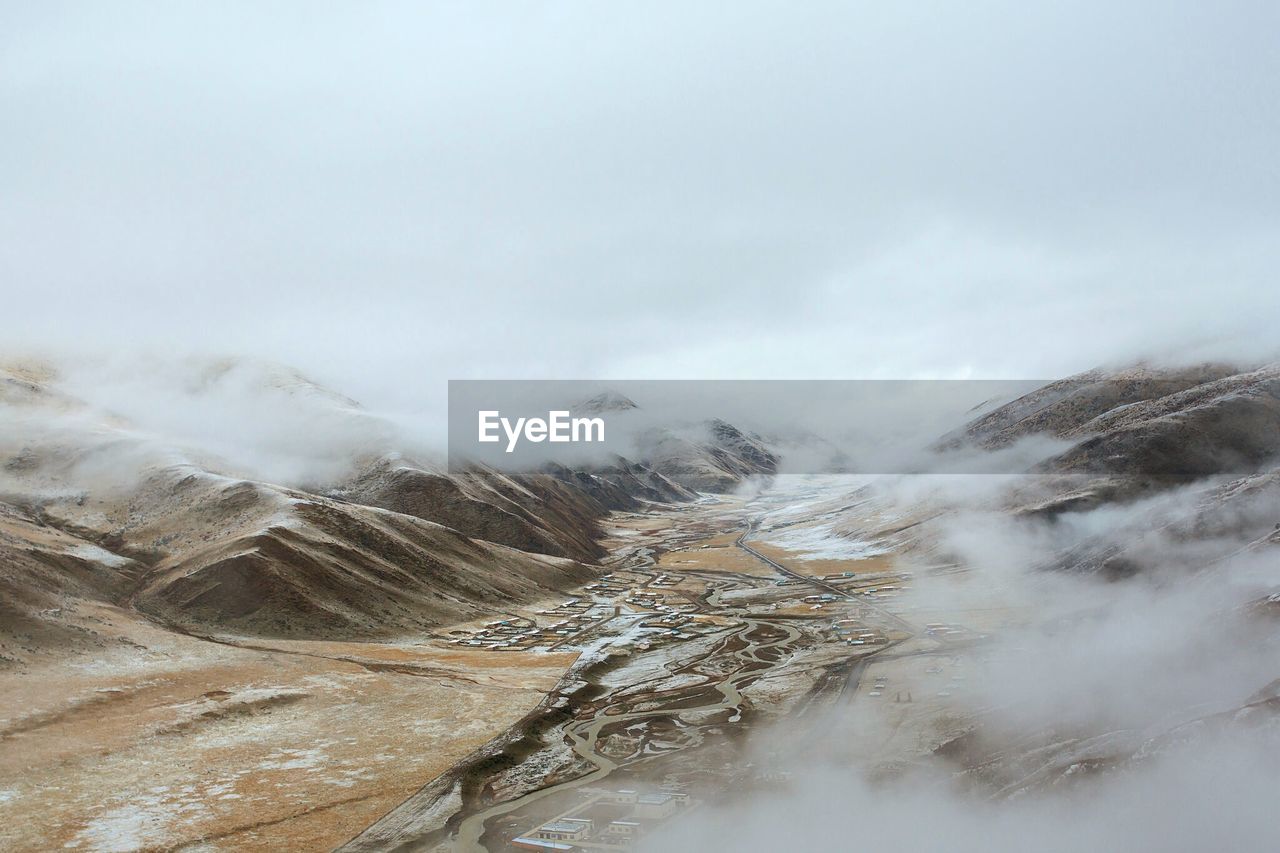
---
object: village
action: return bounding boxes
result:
[440,565,914,655]
[441,570,742,652]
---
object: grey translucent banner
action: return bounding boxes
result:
[447,376,1275,477]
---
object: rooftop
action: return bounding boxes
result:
[511,838,574,851]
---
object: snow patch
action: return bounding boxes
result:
[66,543,132,568]
[257,747,327,771]
[762,523,891,561]
[71,800,169,852]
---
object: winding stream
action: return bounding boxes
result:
[452,616,800,851]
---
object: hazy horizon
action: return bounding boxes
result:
[4,1,1279,415]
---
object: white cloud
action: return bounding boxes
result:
[1,1,1278,406]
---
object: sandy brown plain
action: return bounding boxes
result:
[0,601,575,852]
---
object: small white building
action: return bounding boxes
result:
[633,791,688,819]
[602,820,642,846]
[534,818,593,842]
[511,837,574,852]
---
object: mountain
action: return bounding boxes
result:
[336,458,601,561]
[637,418,779,492]
[948,365,1240,450]
[0,363,734,647]
[571,390,639,415]
[335,451,697,564]
[566,390,779,492]
[947,364,1280,482]
[0,364,599,644]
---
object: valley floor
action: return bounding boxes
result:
[2,478,997,853]
[345,480,1000,852]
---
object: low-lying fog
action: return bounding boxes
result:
[647,474,1280,852]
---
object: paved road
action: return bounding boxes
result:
[734,520,917,635]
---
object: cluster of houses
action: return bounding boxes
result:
[448,604,603,651]
[639,611,691,631]
[802,592,840,610]
[623,586,693,616]
[446,569,710,652]
[583,574,630,597]
[924,622,969,640]
[538,596,594,617]
[508,789,691,851]
[830,619,888,646]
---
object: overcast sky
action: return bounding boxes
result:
[3,1,1279,409]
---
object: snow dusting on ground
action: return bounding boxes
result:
[762,523,891,561]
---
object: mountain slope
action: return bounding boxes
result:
[950,365,1280,479]
[638,418,779,492]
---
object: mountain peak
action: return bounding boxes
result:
[573,390,639,415]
